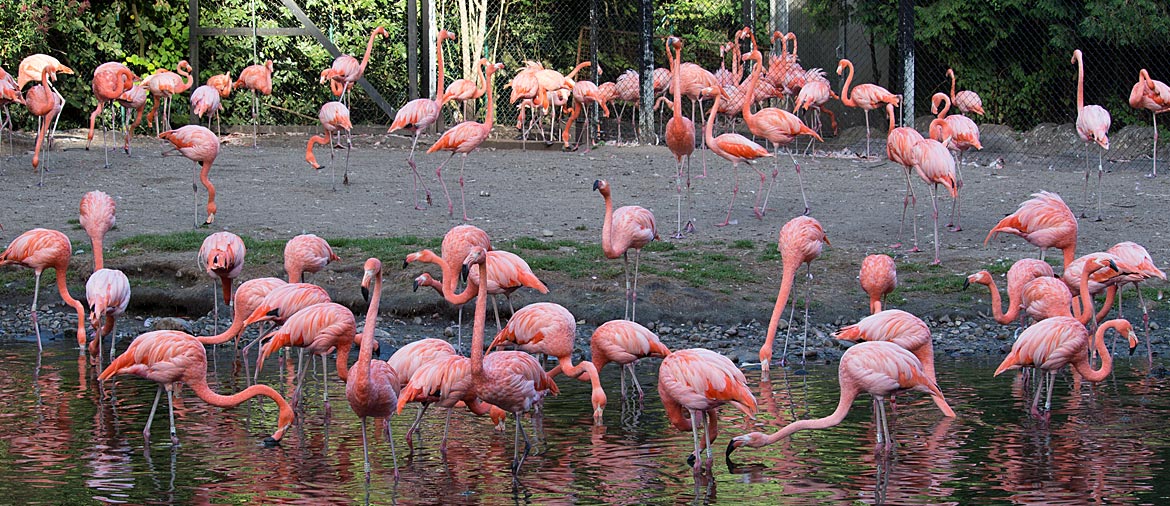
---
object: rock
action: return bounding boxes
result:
[960,348,976,354]
[940,314,952,324]
[374,328,392,340]
[734,349,757,365]
[724,327,738,336]
[1151,321,1160,330]
[659,326,672,334]
[412,316,423,325]
[443,327,456,337]
[541,229,554,237]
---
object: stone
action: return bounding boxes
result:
[412,316,423,325]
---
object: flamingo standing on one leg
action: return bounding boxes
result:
[984,191,1079,273]
[594,180,657,321]
[1128,69,1170,177]
[98,330,294,445]
[487,302,607,423]
[305,101,353,189]
[160,125,220,227]
[836,58,900,159]
[946,68,984,116]
[320,26,389,104]
[80,190,116,272]
[728,341,954,456]
[284,234,339,284]
[85,268,130,360]
[388,30,455,210]
[859,254,896,314]
[348,258,399,479]
[885,103,925,251]
[703,87,772,226]
[662,37,695,237]
[427,61,505,221]
[0,229,88,352]
[198,231,245,333]
[87,62,136,168]
[234,60,273,148]
[759,216,828,374]
[930,93,982,232]
[1071,49,1111,221]
[658,348,756,473]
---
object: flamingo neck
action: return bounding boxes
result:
[483,66,496,130]
[188,376,293,441]
[421,249,476,305]
[936,94,951,119]
[761,258,801,358]
[742,54,762,121]
[886,103,895,133]
[435,36,447,103]
[704,91,720,149]
[359,29,380,74]
[197,315,245,345]
[980,278,1012,324]
[474,60,488,99]
[469,260,490,379]
[948,70,956,102]
[91,235,105,271]
[760,382,855,446]
[839,61,855,107]
[1073,320,1121,382]
[671,44,683,118]
[1078,261,1098,319]
[55,268,87,348]
[600,191,618,257]
[358,273,382,364]
[1075,53,1085,112]
[1062,247,1076,273]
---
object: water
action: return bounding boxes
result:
[1,340,1169,505]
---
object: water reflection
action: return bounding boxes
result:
[0,341,1168,503]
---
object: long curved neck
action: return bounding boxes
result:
[704,91,721,148]
[1062,247,1076,273]
[1075,53,1085,112]
[936,94,951,119]
[91,234,105,271]
[359,29,380,74]
[948,70,956,102]
[732,41,742,83]
[188,375,292,438]
[979,278,1011,324]
[483,67,496,130]
[1073,321,1121,382]
[469,260,490,379]
[178,65,193,92]
[565,61,590,81]
[198,311,246,345]
[671,45,683,118]
[119,68,135,93]
[760,383,855,446]
[742,55,762,121]
[839,61,855,107]
[56,268,87,348]
[762,258,801,354]
[600,191,617,257]
[435,36,446,102]
[474,61,488,99]
[359,274,382,365]
[886,103,895,133]
[1079,262,1097,320]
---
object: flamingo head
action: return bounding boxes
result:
[770,30,783,43]
[361,257,382,302]
[930,93,948,115]
[374,26,389,39]
[726,432,770,460]
[946,68,955,79]
[592,179,610,196]
[1071,49,1083,65]
[461,246,488,282]
[439,29,456,43]
[412,272,434,293]
[742,50,762,64]
[668,36,682,51]
[836,59,849,76]
[963,270,993,290]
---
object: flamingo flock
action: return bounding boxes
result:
[0,22,1168,491]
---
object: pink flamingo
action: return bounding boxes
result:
[283,234,339,284]
[834,309,937,383]
[728,341,954,456]
[885,103,925,250]
[234,60,274,148]
[836,58,900,158]
[1062,253,1139,327]
[1105,241,1165,366]
[191,73,231,135]
[413,248,547,329]
[388,30,455,209]
[703,87,772,226]
[255,301,357,414]
[929,93,982,231]
[241,282,332,329]
[304,101,353,189]
[985,191,1079,272]
[562,70,612,152]
[159,125,220,227]
[403,225,491,343]
[99,330,294,445]
[859,254,896,314]
[143,61,193,134]
[116,85,147,154]
[348,258,399,479]
[321,26,389,104]
[677,58,719,178]
[395,347,510,454]
[613,69,641,143]
[0,66,23,161]
[487,302,607,422]
[910,137,958,265]
[196,277,286,347]
[384,338,455,451]
[198,231,245,332]
[1128,69,1170,177]
[79,190,116,271]
[962,258,1054,325]
[1071,49,1111,221]
[759,216,829,373]
[443,56,487,121]
[87,62,136,167]
[85,268,130,360]
[663,37,695,237]
[658,348,756,473]
[0,228,87,352]
[427,60,505,221]
[594,179,657,321]
[946,68,984,115]
[24,67,58,183]
[574,319,670,399]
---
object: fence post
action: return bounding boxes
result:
[742,0,755,50]
[407,0,418,100]
[189,0,200,94]
[898,0,914,127]
[638,0,655,142]
[770,0,788,48]
[590,0,599,146]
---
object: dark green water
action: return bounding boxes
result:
[0,340,1167,505]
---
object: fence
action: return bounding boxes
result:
[9,0,1170,165]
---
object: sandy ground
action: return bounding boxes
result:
[1,120,1168,349]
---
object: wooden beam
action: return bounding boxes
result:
[407,0,418,100]
[197,27,312,36]
[189,0,200,110]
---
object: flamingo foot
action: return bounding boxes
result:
[752,207,764,220]
[909,246,921,253]
[890,243,903,249]
[684,220,695,234]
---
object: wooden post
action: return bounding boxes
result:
[189,0,200,109]
[590,0,599,145]
[898,0,914,127]
[408,0,418,100]
[638,0,654,142]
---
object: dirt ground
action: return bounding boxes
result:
[1,119,1168,338]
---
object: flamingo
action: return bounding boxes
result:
[569,319,670,399]
[304,101,353,189]
[946,68,984,115]
[395,348,510,454]
[658,348,756,473]
[962,258,1054,325]
[427,60,505,221]
[16,54,73,106]
[1104,241,1165,366]
[255,301,358,414]
[24,67,58,183]
[87,62,136,167]
[159,125,220,227]
[1020,277,1077,323]
[412,248,548,330]
[741,46,823,216]
[85,268,130,360]
[195,277,286,347]
[859,254,896,314]
[116,85,147,154]
[402,224,490,310]
[703,87,772,226]
[533,61,592,143]
[662,37,695,238]
[79,190,116,272]
[759,215,829,373]
[677,58,719,178]
[487,302,606,422]
[728,341,954,456]
[1128,69,1170,177]
[463,246,559,473]
[910,137,958,265]
[836,58,900,158]
[0,228,87,352]
[443,56,486,121]
[562,69,611,153]
[885,103,925,251]
[98,330,294,445]
[384,338,455,451]
[197,231,245,333]
[793,68,839,139]
[320,26,389,104]
[143,61,193,134]
[594,179,657,321]
[994,317,1136,419]
[930,93,982,232]
[240,283,332,329]
[388,30,455,210]
[1062,253,1139,328]
[1071,49,1111,221]
[613,69,641,143]
[348,258,399,479]
[283,234,339,284]
[234,60,273,148]
[191,72,232,135]
[985,191,1079,272]
[0,66,22,161]
[833,309,937,384]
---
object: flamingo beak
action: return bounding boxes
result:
[412,279,420,292]
[362,286,370,303]
[402,259,409,269]
[962,278,971,290]
[265,308,280,319]
[592,180,601,191]
[461,264,470,283]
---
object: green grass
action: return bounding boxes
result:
[731,239,754,249]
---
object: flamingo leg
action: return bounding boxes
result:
[716,162,740,227]
[1081,144,1091,219]
[1095,148,1104,222]
[433,152,456,217]
[144,384,163,442]
[788,149,810,215]
[31,271,42,351]
[632,248,642,322]
[930,184,941,265]
[405,404,427,453]
[622,252,631,321]
[801,263,813,366]
[1030,368,1044,417]
[167,387,179,445]
[1137,286,1153,369]
[343,128,351,186]
[674,158,684,238]
[689,410,703,473]
[864,109,871,158]
[360,417,372,477]
[629,363,645,398]
[458,154,470,221]
[441,407,452,454]
[321,354,331,418]
[872,397,883,447]
[751,164,766,219]
[1044,371,1056,415]
[1149,112,1158,178]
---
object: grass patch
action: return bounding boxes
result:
[327,236,440,261]
[731,239,754,249]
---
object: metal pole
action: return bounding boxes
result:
[590,0,599,145]
[189,0,200,101]
[898,0,914,127]
[638,0,654,142]
[407,0,418,100]
[742,0,755,53]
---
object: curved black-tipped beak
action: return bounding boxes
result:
[461,264,470,283]
[362,286,370,303]
[402,259,409,269]
[725,439,737,460]
[1130,344,1137,356]
[412,280,420,292]
[962,279,971,290]
[686,453,696,468]
[373,341,382,359]
[265,308,280,318]
[592,180,601,191]
[1109,260,1119,272]
[262,436,281,448]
